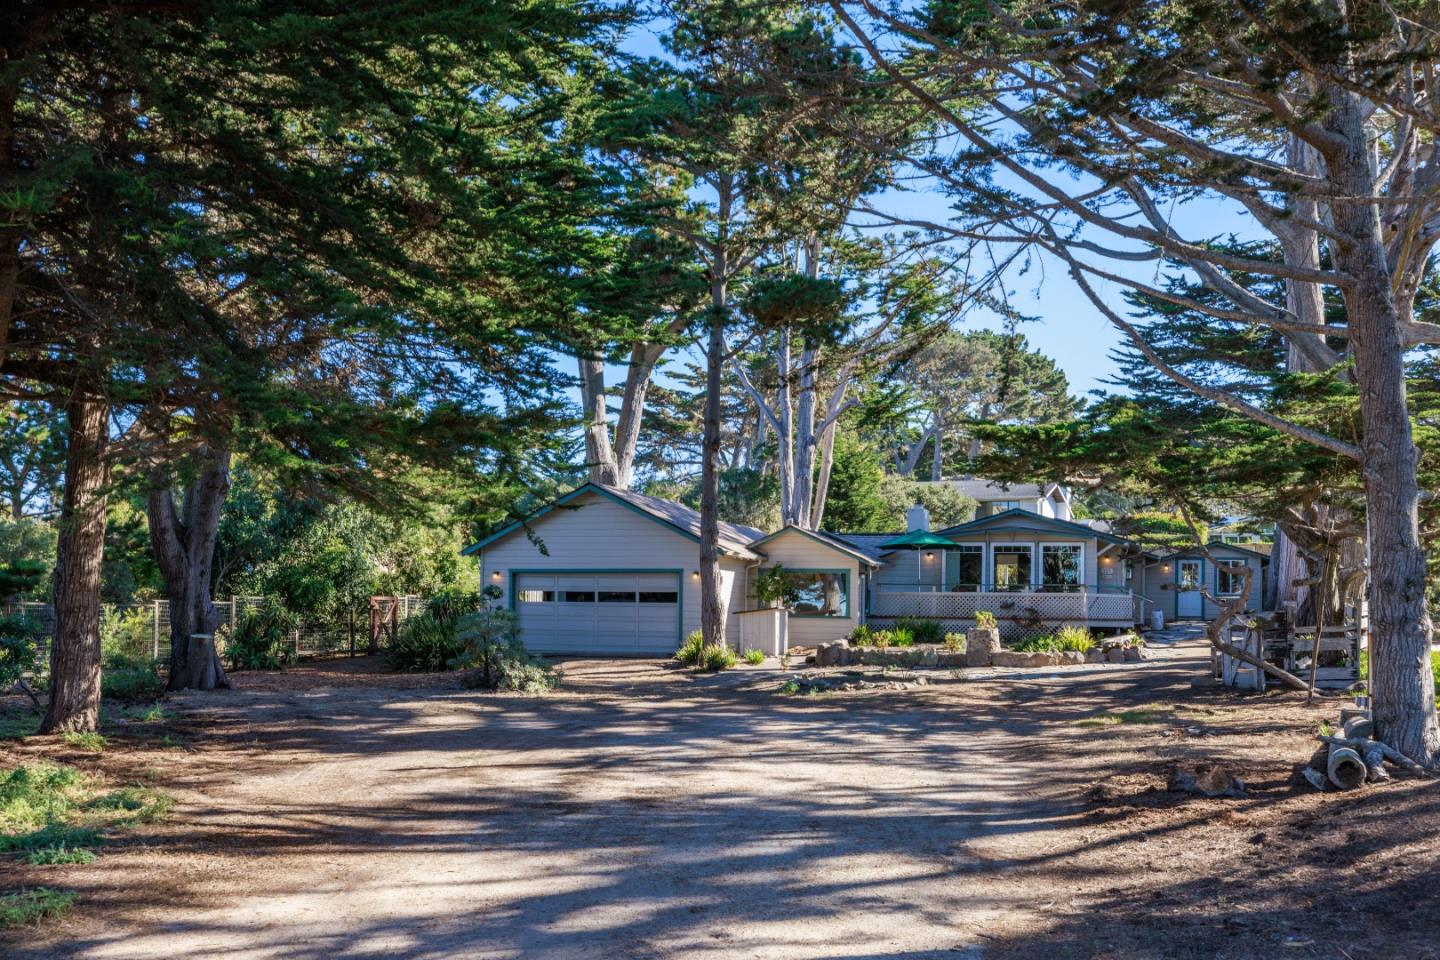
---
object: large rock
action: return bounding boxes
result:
[965,627,1001,667]
[1123,646,1142,663]
[1106,647,1127,664]
[936,652,967,668]
[815,642,847,667]
[990,650,1028,668]
[1085,647,1105,664]
[1057,650,1086,666]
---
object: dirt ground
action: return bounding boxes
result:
[2,628,1438,960]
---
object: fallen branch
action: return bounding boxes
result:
[1210,630,1309,691]
[1317,734,1431,777]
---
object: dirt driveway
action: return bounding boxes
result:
[4,629,1438,960]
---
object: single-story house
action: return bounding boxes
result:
[463,481,1271,656]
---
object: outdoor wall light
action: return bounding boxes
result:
[924,551,934,560]
[1162,564,1171,573]
[692,570,700,579]
[491,570,502,580]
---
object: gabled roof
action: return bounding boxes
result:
[936,508,1136,546]
[462,482,766,560]
[747,525,882,567]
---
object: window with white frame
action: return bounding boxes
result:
[1216,559,1247,596]
[1041,544,1084,592]
[991,545,1032,590]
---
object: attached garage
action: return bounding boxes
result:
[513,572,680,655]
[465,483,763,656]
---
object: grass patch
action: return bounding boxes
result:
[26,845,97,866]
[1,762,171,855]
[674,630,705,666]
[698,644,738,672]
[742,648,766,665]
[778,680,800,695]
[0,888,75,928]
[61,731,107,752]
[102,663,166,702]
[1075,705,1172,727]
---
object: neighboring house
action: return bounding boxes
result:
[925,479,1076,520]
[465,480,1269,656]
[1139,544,1269,622]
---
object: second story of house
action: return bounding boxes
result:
[921,479,1074,522]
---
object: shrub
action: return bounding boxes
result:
[1011,632,1057,653]
[974,610,997,630]
[100,607,153,668]
[675,629,706,665]
[943,632,966,652]
[1431,651,1440,695]
[387,611,464,672]
[424,590,483,624]
[698,643,738,672]
[743,648,766,665]
[226,602,297,671]
[0,764,82,848]
[847,624,877,646]
[0,614,41,692]
[1053,625,1094,652]
[755,565,796,608]
[894,617,943,644]
[889,627,914,647]
[101,663,165,702]
[452,610,553,693]
[0,888,75,928]
[872,630,892,649]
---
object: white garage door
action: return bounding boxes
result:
[514,572,680,655]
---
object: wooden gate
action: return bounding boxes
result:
[368,596,400,654]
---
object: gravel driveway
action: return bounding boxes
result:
[7,627,1437,960]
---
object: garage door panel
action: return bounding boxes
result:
[514,572,677,655]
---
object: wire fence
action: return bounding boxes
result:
[12,595,428,664]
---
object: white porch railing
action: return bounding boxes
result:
[871,587,1138,626]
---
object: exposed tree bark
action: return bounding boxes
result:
[698,175,734,649]
[148,447,232,691]
[578,339,672,489]
[1324,91,1439,765]
[41,388,110,733]
[809,417,838,530]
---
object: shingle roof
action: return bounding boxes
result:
[462,482,765,560]
[748,526,883,567]
[594,484,766,559]
[828,532,905,561]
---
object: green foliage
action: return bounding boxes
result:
[944,632,966,652]
[973,611,997,630]
[873,627,913,648]
[88,786,174,823]
[820,432,893,532]
[99,607,153,669]
[101,664,165,703]
[1433,651,1440,696]
[0,764,82,849]
[675,630,707,665]
[848,624,877,645]
[1053,626,1094,652]
[1111,511,1207,551]
[387,613,462,674]
[0,614,42,691]
[0,520,56,598]
[876,476,976,530]
[226,602,297,671]
[743,648,766,665]
[893,617,943,644]
[755,565,796,607]
[61,732,106,753]
[26,844,96,866]
[0,888,75,928]
[698,644,738,672]
[452,609,552,692]
[1010,633,1058,653]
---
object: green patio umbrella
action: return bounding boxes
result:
[879,530,957,589]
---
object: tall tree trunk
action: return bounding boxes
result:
[809,418,838,531]
[699,177,732,649]
[41,389,110,733]
[578,341,670,489]
[148,448,232,691]
[578,356,622,486]
[1328,95,1440,764]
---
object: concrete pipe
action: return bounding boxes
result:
[1326,744,1367,790]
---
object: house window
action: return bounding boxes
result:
[1216,560,1247,596]
[518,588,554,603]
[637,591,678,604]
[772,570,849,617]
[946,545,984,591]
[990,500,1022,512]
[562,590,596,603]
[598,590,635,603]
[991,546,1032,590]
[1041,544,1083,592]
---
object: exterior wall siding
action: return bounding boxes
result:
[477,491,749,649]
[1141,548,1266,622]
[747,528,860,647]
